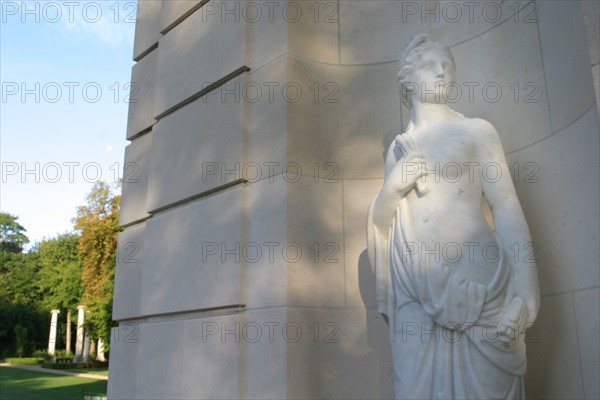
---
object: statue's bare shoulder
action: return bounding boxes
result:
[453,116,497,136]
[465,117,506,160]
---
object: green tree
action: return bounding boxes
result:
[0,214,49,357]
[14,324,30,357]
[0,212,29,254]
[35,233,83,312]
[74,182,120,348]
[31,233,84,351]
[0,253,40,306]
[0,213,38,307]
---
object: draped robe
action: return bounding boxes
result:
[367,184,528,399]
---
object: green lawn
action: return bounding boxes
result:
[0,366,107,400]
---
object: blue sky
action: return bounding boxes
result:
[1,0,136,247]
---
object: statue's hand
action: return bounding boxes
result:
[480,290,528,343]
[507,269,540,326]
[386,154,428,196]
[497,296,528,343]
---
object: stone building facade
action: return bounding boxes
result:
[109,1,599,398]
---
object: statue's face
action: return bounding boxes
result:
[408,48,455,105]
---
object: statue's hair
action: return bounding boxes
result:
[398,34,455,108]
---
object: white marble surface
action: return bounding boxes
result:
[112,222,146,320]
[537,0,597,132]
[160,0,203,33]
[154,1,246,116]
[339,0,530,65]
[141,188,243,316]
[285,307,394,399]
[132,0,161,60]
[245,59,288,181]
[181,315,240,399]
[450,18,551,153]
[525,293,585,399]
[107,324,138,399]
[509,105,600,295]
[343,179,384,308]
[367,35,539,399]
[126,50,157,139]
[285,59,402,180]
[574,288,600,399]
[146,74,244,211]
[286,0,339,64]
[135,321,184,399]
[119,133,151,225]
[583,0,600,65]
[284,175,346,308]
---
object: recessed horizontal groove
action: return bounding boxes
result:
[149,179,248,215]
[161,0,211,35]
[120,215,152,229]
[154,65,251,120]
[540,285,600,299]
[119,304,247,324]
[133,42,159,63]
[127,124,155,142]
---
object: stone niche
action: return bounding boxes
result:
[109,1,599,399]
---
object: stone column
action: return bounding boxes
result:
[96,338,106,362]
[65,310,71,354]
[75,305,86,360]
[47,309,60,356]
[83,331,91,362]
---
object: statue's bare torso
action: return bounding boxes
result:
[387,117,499,285]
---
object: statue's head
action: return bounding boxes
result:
[398,34,456,108]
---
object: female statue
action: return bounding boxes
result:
[367,34,540,399]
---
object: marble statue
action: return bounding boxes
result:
[366,34,540,399]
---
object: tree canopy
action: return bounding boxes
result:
[1,212,29,254]
[1,213,45,356]
[74,182,121,347]
[34,232,83,312]
[0,182,120,357]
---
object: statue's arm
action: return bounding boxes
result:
[476,119,540,324]
[371,144,426,232]
[366,199,390,322]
